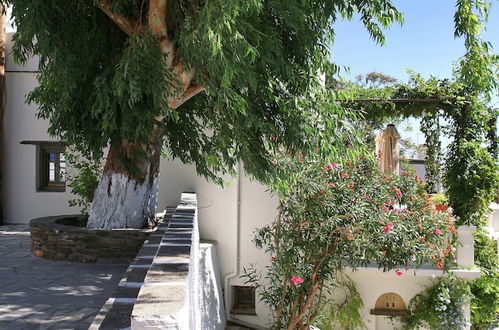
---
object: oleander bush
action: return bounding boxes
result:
[245,154,457,329]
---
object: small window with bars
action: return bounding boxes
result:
[231,286,256,315]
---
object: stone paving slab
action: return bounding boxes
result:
[0,225,127,329]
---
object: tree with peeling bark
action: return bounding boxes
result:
[6,0,403,229]
[5,0,495,230]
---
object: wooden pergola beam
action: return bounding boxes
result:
[343,98,453,103]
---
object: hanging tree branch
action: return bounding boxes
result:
[96,0,138,36]
[148,0,174,66]
[147,0,203,110]
[97,0,204,113]
[167,84,204,109]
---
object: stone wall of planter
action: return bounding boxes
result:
[30,215,153,263]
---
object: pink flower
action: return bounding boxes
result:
[271,256,277,261]
[328,182,334,188]
[324,163,339,170]
[400,171,406,176]
[340,172,349,179]
[434,228,442,235]
[384,222,394,234]
[395,270,403,276]
[291,276,304,285]
[319,189,325,195]
[393,208,399,214]
[395,188,402,198]
[382,206,390,213]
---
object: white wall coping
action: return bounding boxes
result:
[131,192,198,329]
[356,264,481,279]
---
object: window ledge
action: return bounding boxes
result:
[36,188,66,193]
[370,309,407,316]
[231,308,257,316]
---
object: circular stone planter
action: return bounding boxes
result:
[30,215,154,263]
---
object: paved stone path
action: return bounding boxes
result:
[0,225,127,329]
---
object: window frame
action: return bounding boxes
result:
[231,285,256,315]
[37,144,66,192]
[21,141,66,193]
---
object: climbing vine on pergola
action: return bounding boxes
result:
[339,73,498,227]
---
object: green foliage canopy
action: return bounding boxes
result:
[7,0,403,182]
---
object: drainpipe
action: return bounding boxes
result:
[223,160,242,322]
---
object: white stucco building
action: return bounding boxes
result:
[3,34,79,224]
[4,33,497,329]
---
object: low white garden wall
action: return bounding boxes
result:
[131,192,225,329]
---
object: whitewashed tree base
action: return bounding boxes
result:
[87,172,159,229]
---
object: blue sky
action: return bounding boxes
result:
[331,0,499,83]
[330,1,499,150]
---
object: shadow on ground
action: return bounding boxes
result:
[0,225,127,329]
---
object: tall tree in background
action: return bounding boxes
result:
[6,0,402,229]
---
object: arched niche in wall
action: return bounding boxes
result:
[370,292,407,316]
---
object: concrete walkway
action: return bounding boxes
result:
[0,225,127,329]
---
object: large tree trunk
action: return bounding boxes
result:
[89,0,204,229]
[87,134,161,229]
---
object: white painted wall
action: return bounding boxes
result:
[199,242,226,329]
[157,158,276,327]
[349,269,433,330]
[158,157,238,288]
[407,160,443,192]
[227,173,277,327]
[3,33,79,224]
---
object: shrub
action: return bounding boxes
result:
[313,275,365,330]
[245,154,457,329]
[430,193,448,206]
[402,275,471,330]
[470,229,499,329]
[64,147,102,216]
